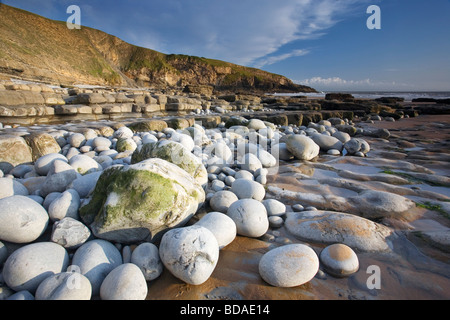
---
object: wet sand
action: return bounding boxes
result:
[145,114,450,301]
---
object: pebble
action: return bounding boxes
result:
[209,190,239,213]
[0,195,49,243]
[268,216,284,228]
[48,189,80,221]
[2,242,69,293]
[239,153,263,173]
[51,217,91,250]
[258,244,319,287]
[262,199,286,216]
[285,135,320,161]
[68,171,102,198]
[35,272,92,300]
[6,290,35,300]
[319,243,359,278]
[40,160,78,196]
[131,242,163,281]
[231,178,265,201]
[292,204,305,212]
[196,211,237,249]
[71,239,123,296]
[92,136,112,149]
[234,169,254,181]
[0,177,29,199]
[211,179,226,191]
[100,263,148,300]
[113,126,134,139]
[159,225,219,285]
[68,133,86,148]
[310,133,343,152]
[227,199,269,238]
[122,245,132,264]
[69,154,102,175]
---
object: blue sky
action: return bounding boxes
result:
[3,0,450,91]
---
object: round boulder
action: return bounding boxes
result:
[159,225,219,285]
[231,178,265,201]
[71,239,123,296]
[209,190,239,213]
[227,199,269,238]
[100,263,148,300]
[285,135,320,161]
[319,243,359,278]
[2,242,69,293]
[196,211,237,249]
[0,195,49,243]
[262,199,286,216]
[131,243,163,281]
[35,272,92,300]
[259,244,319,287]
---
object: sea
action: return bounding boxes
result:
[273,91,450,102]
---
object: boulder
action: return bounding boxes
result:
[79,159,205,243]
[100,263,148,300]
[0,178,29,199]
[238,153,263,173]
[69,155,103,175]
[227,199,269,238]
[34,153,68,176]
[285,135,320,161]
[231,178,265,201]
[196,211,237,249]
[262,199,286,216]
[159,225,219,285]
[2,242,69,293]
[127,120,168,133]
[348,190,416,220]
[344,138,370,155]
[113,126,134,139]
[0,195,49,243]
[24,133,61,161]
[35,272,92,300]
[319,243,359,278]
[50,217,91,250]
[130,243,163,281]
[285,210,393,252]
[71,239,122,296]
[40,160,79,197]
[209,190,239,213]
[259,244,319,287]
[310,133,343,152]
[48,189,80,221]
[0,135,33,173]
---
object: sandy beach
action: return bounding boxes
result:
[141,114,450,300]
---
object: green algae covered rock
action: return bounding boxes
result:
[131,140,208,188]
[79,159,205,243]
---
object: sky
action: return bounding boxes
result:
[2,0,450,92]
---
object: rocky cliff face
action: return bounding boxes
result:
[0,4,315,94]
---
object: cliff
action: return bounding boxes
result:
[0,4,315,93]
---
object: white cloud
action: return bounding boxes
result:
[297,76,415,91]
[111,0,368,67]
[253,49,311,68]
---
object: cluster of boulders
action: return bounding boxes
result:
[0,106,399,300]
